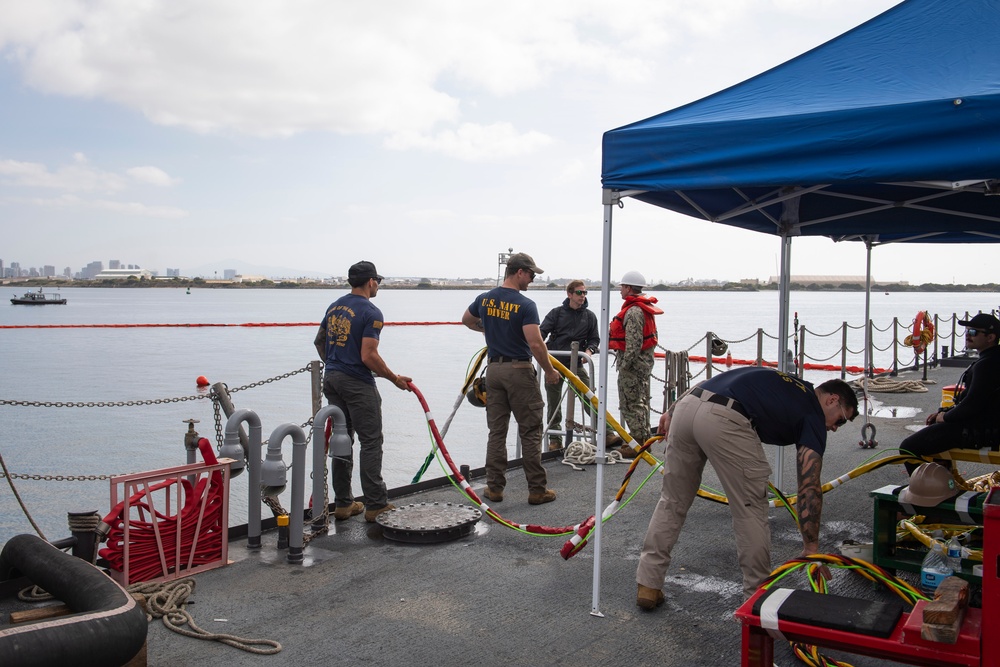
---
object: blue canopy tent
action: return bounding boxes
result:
[585,0,1000,614]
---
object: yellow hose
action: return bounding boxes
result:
[548,355,661,469]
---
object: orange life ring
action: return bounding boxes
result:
[903,310,935,355]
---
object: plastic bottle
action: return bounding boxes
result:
[946,535,962,573]
[920,542,953,595]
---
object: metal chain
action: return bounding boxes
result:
[228,366,311,394]
[0,472,115,481]
[0,395,209,408]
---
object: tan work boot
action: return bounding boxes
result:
[482,486,504,503]
[333,500,364,521]
[637,584,665,610]
[364,504,396,523]
[527,489,557,505]
[548,438,563,452]
[617,444,639,459]
[606,433,625,448]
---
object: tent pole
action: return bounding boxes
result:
[864,239,873,422]
[591,191,617,617]
[774,233,793,489]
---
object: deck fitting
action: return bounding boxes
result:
[376,502,481,543]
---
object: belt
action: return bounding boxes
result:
[691,387,752,423]
[488,356,531,363]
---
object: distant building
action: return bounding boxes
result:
[43,265,56,277]
[224,269,237,280]
[81,261,104,280]
[767,275,910,286]
[109,260,121,269]
[93,268,153,280]
[166,268,181,277]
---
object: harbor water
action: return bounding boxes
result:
[1,286,997,545]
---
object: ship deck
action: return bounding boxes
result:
[132,365,983,666]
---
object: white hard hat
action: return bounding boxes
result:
[620,270,647,288]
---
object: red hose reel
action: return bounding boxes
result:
[99,438,230,584]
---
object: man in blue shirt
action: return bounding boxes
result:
[314,260,412,524]
[635,367,857,606]
[462,252,560,505]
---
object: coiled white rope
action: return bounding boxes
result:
[851,377,934,393]
[560,440,628,470]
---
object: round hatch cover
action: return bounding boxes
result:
[376,502,482,543]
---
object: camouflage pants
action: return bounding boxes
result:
[618,366,652,446]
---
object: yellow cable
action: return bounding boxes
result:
[548,355,661,469]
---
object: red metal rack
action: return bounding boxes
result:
[735,486,999,667]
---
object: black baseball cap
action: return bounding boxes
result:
[348,260,383,282]
[957,313,1000,334]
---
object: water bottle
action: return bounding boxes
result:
[946,535,962,573]
[920,542,953,595]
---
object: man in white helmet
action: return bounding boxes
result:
[609,270,663,454]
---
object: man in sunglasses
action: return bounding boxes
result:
[463,252,560,505]
[635,367,857,606]
[540,280,632,456]
[314,260,412,524]
[900,312,1000,474]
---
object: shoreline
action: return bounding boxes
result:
[5,278,1000,293]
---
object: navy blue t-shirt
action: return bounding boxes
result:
[319,293,383,384]
[699,367,827,454]
[468,287,539,359]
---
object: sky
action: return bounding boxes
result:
[1,0,989,285]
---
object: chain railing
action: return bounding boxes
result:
[649,309,998,414]
[1,364,316,483]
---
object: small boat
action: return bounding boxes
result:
[10,287,67,305]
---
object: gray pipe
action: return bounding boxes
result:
[222,409,262,548]
[266,423,308,563]
[311,405,351,532]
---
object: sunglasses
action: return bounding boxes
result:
[835,401,850,427]
[966,328,986,336]
[573,290,588,296]
[372,276,382,285]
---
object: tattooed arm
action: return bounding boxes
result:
[795,445,824,556]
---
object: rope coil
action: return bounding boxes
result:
[130,578,282,655]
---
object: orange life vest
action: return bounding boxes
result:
[609,295,662,351]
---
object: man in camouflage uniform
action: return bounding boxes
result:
[609,271,662,450]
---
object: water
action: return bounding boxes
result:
[920,542,952,594]
[2,286,996,544]
[946,535,963,572]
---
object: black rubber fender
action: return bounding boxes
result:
[0,534,147,667]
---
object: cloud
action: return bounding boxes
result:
[1,155,183,216]
[384,122,552,161]
[0,157,125,192]
[0,0,675,143]
[127,166,180,187]
[18,193,189,219]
